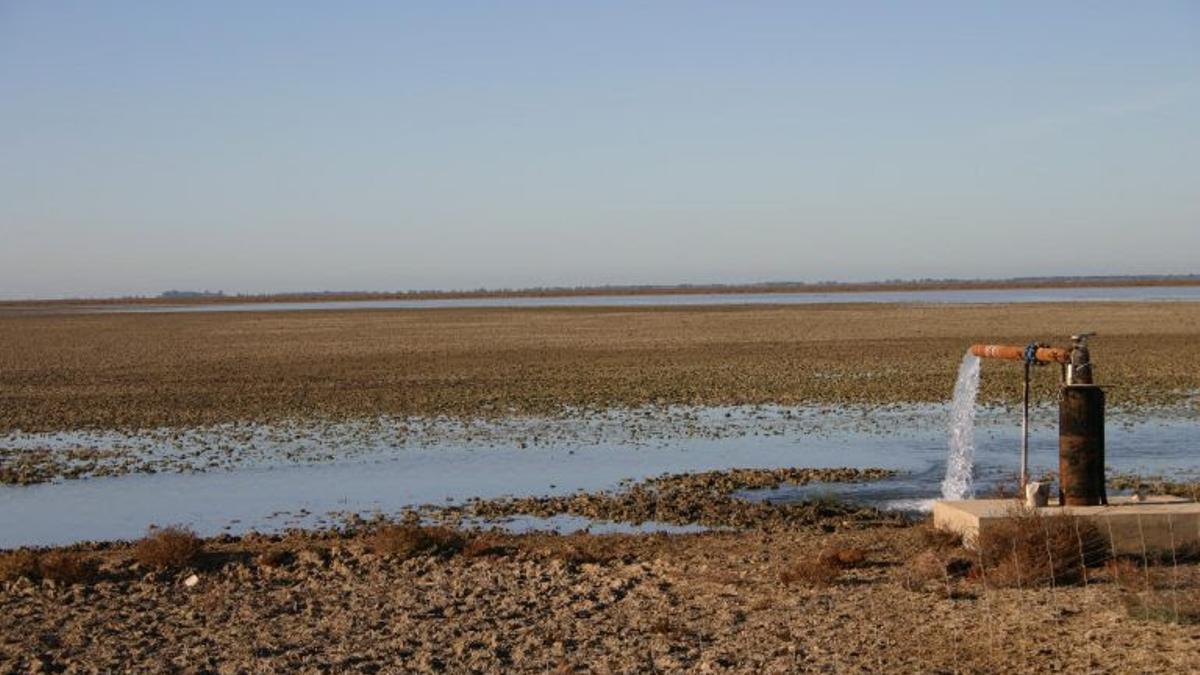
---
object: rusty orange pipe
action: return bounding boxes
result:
[970,344,1071,364]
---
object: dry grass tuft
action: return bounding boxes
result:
[975,507,1104,588]
[916,523,964,551]
[461,535,515,559]
[135,526,204,570]
[817,546,868,569]
[1102,558,1145,591]
[780,558,842,588]
[366,525,465,559]
[0,549,99,584]
[900,549,972,593]
[0,550,42,582]
[36,551,99,584]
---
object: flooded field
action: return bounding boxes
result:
[4,302,1200,433]
[3,404,1197,548]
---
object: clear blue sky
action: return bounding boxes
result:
[2,2,1197,299]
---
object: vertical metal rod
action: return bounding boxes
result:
[1020,360,1030,491]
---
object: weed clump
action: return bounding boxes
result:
[900,549,972,593]
[135,526,203,570]
[975,507,1104,588]
[780,558,842,587]
[817,546,868,569]
[1102,558,1145,591]
[0,550,42,581]
[461,535,514,559]
[0,549,99,584]
[916,523,963,551]
[37,550,99,584]
[366,525,465,559]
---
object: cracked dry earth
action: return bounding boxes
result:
[3,525,1199,674]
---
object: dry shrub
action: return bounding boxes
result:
[900,549,972,593]
[0,550,41,581]
[817,546,867,569]
[916,523,963,551]
[135,526,203,570]
[1102,558,1145,591]
[367,525,464,559]
[780,559,842,587]
[975,507,1104,588]
[461,535,514,559]
[0,549,99,584]
[37,551,99,584]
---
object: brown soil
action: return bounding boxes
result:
[3,520,1198,673]
[2,302,1198,432]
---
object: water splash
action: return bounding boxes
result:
[941,351,982,500]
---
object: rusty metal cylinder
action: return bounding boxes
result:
[970,344,1071,364]
[1059,385,1106,506]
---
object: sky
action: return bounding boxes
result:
[1,2,1198,299]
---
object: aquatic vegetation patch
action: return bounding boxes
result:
[429,466,899,531]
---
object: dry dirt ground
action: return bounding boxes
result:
[2,522,1199,674]
[2,302,1198,432]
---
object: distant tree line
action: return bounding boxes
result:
[160,290,225,298]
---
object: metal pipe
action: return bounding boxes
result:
[1020,359,1030,490]
[1059,385,1106,506]
[970,344,1071,364]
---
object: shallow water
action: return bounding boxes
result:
[2,405,1196,548]
[86,285,1200,314]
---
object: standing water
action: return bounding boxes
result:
[941,351,982,499]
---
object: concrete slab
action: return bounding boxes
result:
[933,496,1200,555]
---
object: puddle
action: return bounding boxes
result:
[457,514,710,536]
[1,406,1197,548]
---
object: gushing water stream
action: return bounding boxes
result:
[941,351,982,499]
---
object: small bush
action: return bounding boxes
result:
[780,559,842,587]
[900,549,972,593]
[0,550,41,581]
[367,525,464,559]
[975,507,1105,588]
[817,547,867,569]
[461,535,514,559]
[37,551,99,584]
[0,549,100,584]
[1102,558,1144,591]
[917,523,964,551]
[135,526,203,570]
